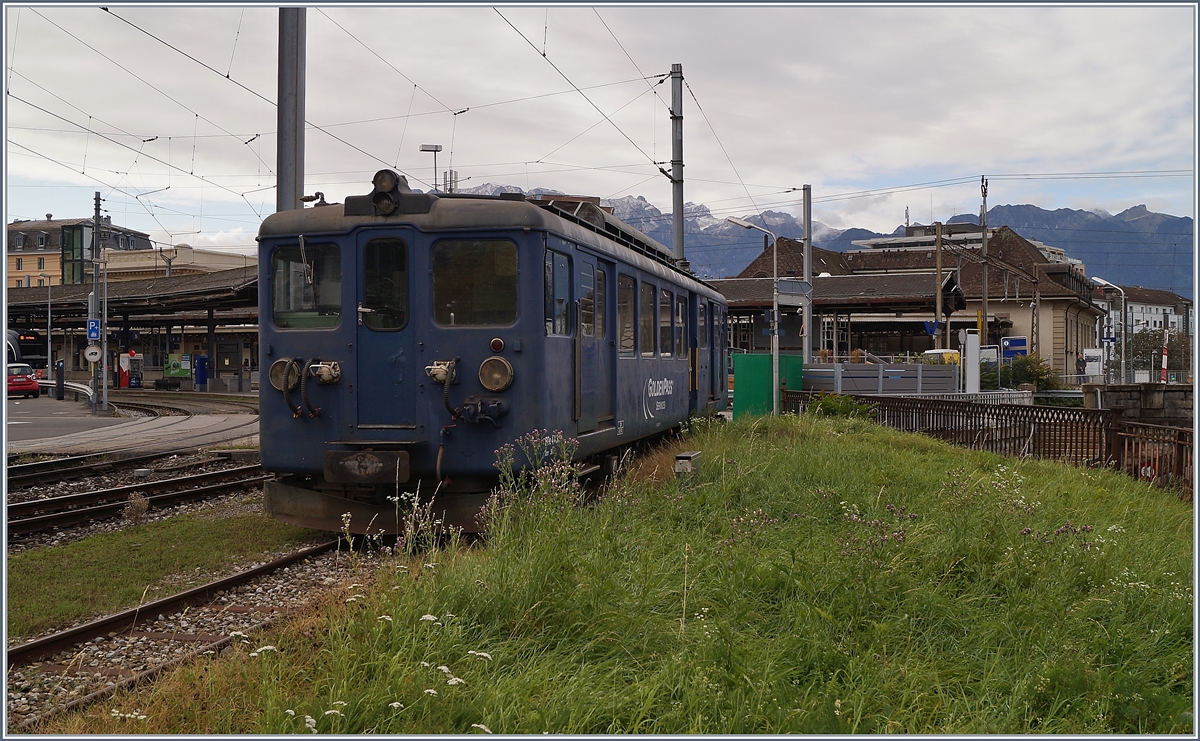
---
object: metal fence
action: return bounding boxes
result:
[782,390,1193,496]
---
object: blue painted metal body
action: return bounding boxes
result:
[257,184,728,531]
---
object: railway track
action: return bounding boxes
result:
[7,449,246,489]
[7,465,271,536]
[7,540,342,731]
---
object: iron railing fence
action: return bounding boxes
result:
[1114,422,1193,499]
[782,390,1193,497]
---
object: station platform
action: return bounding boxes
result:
[5,394,259,457]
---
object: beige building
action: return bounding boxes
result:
[99,243,257,281]
[7,215,152,287]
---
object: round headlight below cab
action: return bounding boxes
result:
[268,358,301,391]
[478,356,514,393]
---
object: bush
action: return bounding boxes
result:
[806,392,875,418]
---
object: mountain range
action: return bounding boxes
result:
[457,183,1194,299]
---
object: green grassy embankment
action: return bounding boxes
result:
[38,414,1193,734]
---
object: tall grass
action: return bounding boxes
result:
[42,415,1193,734]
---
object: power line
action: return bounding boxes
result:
[494,8,663,178]
[26,9,276,178]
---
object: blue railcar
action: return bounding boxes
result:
[258,171,728,533]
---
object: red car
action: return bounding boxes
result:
[7,363,40,398]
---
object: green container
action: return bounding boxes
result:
[733,353,803,419]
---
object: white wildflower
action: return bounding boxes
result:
[254,645,277,653]
[378,615,393,622]
[389,701,403,709]
[420,661,430,667]
[424,563,436,569]
[324,709,343,716]
[285,709,295,717]
[424,689,439,696]
[304,715,317,732]
[471,723,493,733]
[447,677,466,686]
[437,665,453,674]
[468,650,492,661]
[332,701,347,706]
[420,614,439,622]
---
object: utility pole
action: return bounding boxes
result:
[935,221,943,349]
[802,184,812,366]
[670,63,685,263]
[277,8,306,213]
[980,176,988,345]
[90,191,101,415]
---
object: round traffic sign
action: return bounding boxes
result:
[83,345,103,363]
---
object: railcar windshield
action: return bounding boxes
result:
[432,239,518,326]
[271,242,342,328]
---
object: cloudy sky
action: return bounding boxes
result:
[3,4,1195,259]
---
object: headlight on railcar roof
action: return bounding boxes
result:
[478,356,514,393]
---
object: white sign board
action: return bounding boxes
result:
[1083,348,1104,377]
[83,345,102,363]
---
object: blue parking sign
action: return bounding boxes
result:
[87,319,100,340]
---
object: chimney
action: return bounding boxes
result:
[45,213,52,221]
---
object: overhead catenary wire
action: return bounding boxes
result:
[495,8,665,178]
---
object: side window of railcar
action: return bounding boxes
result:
[363,238,408,331]
[675,296,688,358]
[432,239,518,326]
[596,269,607,339]
[271,242,341,329]
[617,274,635,355]
[699,302,708,348]
[580,263,595,337]
[544,251,571,336]
[659,289,673,357]
[640,282,656,356]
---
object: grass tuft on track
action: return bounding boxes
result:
[32,414,1194,734]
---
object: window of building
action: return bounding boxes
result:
[617,274,635,355]
[37,278,45,287]
[543,250,570,335]
[640,282,656,356]
[37,234,46,248]
[15,258,22,271]
[37,257,45,270]
[433,239,518,327]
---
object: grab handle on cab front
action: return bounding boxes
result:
[356,303,375,326]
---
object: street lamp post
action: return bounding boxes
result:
[727,217,779,415]
[419,144,442,192]
[1092,276,1126,384]
[38,273,51,373]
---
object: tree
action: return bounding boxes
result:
[979,354,1065,391]
[1129,328,1192,376]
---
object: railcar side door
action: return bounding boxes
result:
[694,298,712,409]
[575,257,599,433]
[355,234,416,430]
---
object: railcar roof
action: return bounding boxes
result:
[258,192,725,304]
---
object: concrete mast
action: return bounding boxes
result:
[670,63,684,262]
[277,8,306,213]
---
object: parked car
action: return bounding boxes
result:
[7,363,40,398]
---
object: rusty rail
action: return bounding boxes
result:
[783,390,1193,496]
